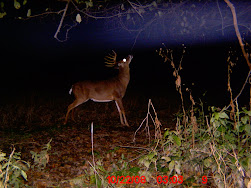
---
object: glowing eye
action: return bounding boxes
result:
[123,58,126,62]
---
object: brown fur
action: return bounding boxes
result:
[64,55,133,126]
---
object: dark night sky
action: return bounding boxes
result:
[0,1,250,107]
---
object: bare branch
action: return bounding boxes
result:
[224,70,251,111]
[216,24,251,33]
[54,0,70,42]
[26,9,65,19]
[71,1,127,19]
[3,147,15,187]
[131,29,143,50]
[216,0,224,36]
[224,0,251,70]
[64,22,78,41]
[127,0,144,19]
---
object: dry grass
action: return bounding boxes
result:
[0,92,179,187]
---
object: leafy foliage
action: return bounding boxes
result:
[30,139,52,171]
[0,148,30,188]
[135,101,251,187]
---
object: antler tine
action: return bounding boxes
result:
[111,50,117,60]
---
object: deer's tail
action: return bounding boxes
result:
[69,86,73,95]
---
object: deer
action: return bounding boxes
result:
[64,51,133,126]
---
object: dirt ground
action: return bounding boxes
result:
[0,94,177,187]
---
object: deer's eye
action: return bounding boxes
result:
[123,58,126,62]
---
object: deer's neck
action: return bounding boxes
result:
[118,68,130,88]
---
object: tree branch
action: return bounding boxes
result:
[224,0,251,70]
[224,0,251,111]
[26,9,65,19]
[225,70,251,110]
[71,1,127,19]
[54,0,70,42]
[127,0,144,19]
[216,0,224,36]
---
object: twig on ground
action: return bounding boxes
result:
[3,147,15,187]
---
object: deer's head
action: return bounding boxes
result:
[105,51,133,69]
[117,55,133,68]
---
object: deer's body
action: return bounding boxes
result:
[64,53,133,126]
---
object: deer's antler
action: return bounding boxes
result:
[105,50,117,67]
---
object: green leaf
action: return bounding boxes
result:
[217,126,226,132]
[121,4,124,10]
[129,167,140,174]
[161,156,171,162]
[85,0,93,8]
[169,160,175,170]
[89,175,96,184]
[12,165,21,170]
[163,130,169,139]
[243,109,251,116]
[23,0,27,5]
[0,152,6,157]
[13,153,21,160]
[0,12,6,18]
[212,112,219,121]
[241,115,249,124]
[213,120,220,128]
[245,124,251,135]
[0,2,4,8]
[175,161,181,174]
[144,160,150,168]
[158,11,163,17]
[219,112,229,119]
[14,0,21,9]
[239,125,245,132]
[139,170,151,182]
[121,153,125,160]
[2,162,8,169]
[21,170,27,181]
[225,133,236,143]
[27,9,31,17]
[96,177,101,188]
[214,130,221,138]
[151,1,157,8]
[173,135,181,146]
[148,151,157,160]
[76,13,81,23]
[203,158,212,168]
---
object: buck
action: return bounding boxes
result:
[64,51,133,126]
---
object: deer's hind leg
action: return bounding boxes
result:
[64,98,87,125]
